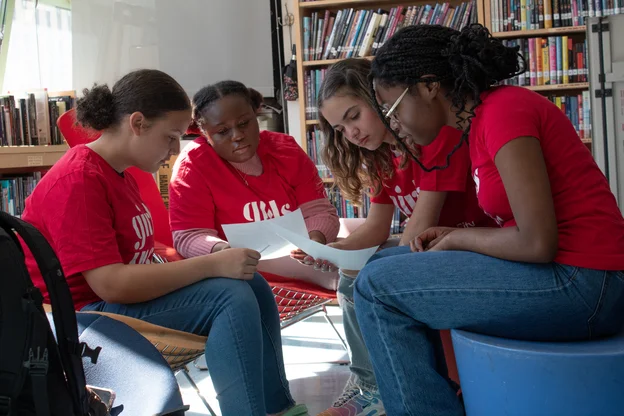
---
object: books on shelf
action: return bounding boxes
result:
[0,172,42,216]
[490,0,622,32]
[307,125,332,179]
[326,184,404,234]
[502,37,587,86]
[548,91,591,139]
[302,1,477,62]
[0,90,74,147]
[305,69,326,120]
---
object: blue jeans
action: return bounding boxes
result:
[338,271,378,393]
[337,238,400,394]
[82,273,294,415]
[354,246,624,416]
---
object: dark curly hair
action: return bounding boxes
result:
[371,24,525,172]
[76,69,190,131]
[318,58,417,204]
[192,81,262,132]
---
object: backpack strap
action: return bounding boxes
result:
[0,226,31,415]
[0,212,94,416]
[26,303,52,416]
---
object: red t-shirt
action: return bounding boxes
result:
[21,145,155,310]
[371,126,492,228]
[470,85,624,270]
[169,130,326,237]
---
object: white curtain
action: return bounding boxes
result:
[3,0,72,93]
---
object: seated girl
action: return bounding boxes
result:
[21,69,309,416]
[355,24,624,416]
[168,81,340,278]
[313,58,495,415]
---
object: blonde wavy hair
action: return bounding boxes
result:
[318,58,412,204]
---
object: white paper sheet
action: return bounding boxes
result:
[222,209,308,260]
[272,223,379,270]
[222,209,379,269]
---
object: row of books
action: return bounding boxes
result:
[547,92,591,139]
[302,1,477,62]
[306,126,333,179]
[0,91,74,147]
[325,185,404,233]
[0,173,42,216]
[490,0,622,32]
[501,37,588,86]
[304,69,326,121]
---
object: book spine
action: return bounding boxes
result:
[549,37,557,84]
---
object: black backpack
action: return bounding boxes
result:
[0,211,103,416]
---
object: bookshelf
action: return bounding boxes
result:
[294,0,479,224]
[480,0,621,147]
[0,144,69,171]
[292,0,608,222]
[0,90,75,216]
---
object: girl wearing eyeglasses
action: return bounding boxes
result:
[354,24,624,416]
[313,58,494,416]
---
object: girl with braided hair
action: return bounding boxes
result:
[353,24,624,415]
[311,58,493,416]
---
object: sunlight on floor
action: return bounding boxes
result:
[176,306,350,415]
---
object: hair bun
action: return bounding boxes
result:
[76,84,116,131]
[248,88,264,111]
[444,24,523,87]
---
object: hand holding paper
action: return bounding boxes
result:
[271,221,378,270]
[222,209,379,270]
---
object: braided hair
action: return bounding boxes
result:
[371,24,525,172]
[192,80,259,132]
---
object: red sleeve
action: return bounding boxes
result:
[419,126,469,192]
[168,153,216,232]
[478,88,542,159]
[370,185,393,204]
[42,171,123,276]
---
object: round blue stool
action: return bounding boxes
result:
[451,329,624,416]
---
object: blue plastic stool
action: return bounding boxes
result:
[451,329,624,416]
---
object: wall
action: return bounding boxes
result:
[280,0,302,144]
[71,0,274,97]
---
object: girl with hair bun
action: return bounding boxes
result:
[353,24,624,415]
[21,70,309,416]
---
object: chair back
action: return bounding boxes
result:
[57,109,174,247]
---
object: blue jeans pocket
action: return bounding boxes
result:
[587,270,624,338]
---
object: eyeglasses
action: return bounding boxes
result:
[381,87,409,123]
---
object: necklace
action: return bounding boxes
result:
[234,168,249,186]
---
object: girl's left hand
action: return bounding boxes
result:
[411,227,456,252]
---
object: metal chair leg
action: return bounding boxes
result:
[193,355,208,371]
[322,305,348,351]
[179,366,217,416]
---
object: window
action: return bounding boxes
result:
[2,0,71,93]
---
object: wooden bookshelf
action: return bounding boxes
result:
[300,0,444,9]
[294,0,484,152]
[0,144,68,171]
[294,0,594,222]
[492,26,587,39]
[526,82,589,92]
[303,55,374,67]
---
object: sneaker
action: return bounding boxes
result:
[317,388,385,415]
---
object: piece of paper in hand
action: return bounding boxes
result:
[222,209,308,259]
[272,223,379,270]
